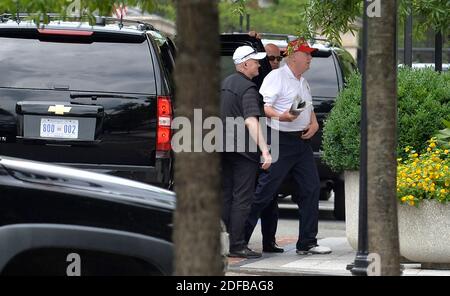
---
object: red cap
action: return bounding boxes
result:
[286,38,317,55]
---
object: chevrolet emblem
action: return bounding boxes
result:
[48,105,72,115]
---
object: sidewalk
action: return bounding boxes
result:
[227,236,450,276]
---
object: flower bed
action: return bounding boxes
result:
[397,138,449,206]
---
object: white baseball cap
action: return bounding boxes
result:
[232,45,267,65]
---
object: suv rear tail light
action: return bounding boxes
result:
[157,96,172,154]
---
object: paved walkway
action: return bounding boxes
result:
[227,236,450,276]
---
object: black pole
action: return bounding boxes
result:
[404,8,412,66]
[350,0,370,276]
[239,14,243,33]
[246,13,250,32]
[435,31,443,72]
[16,1,20,24]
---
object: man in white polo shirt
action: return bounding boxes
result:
[245,38,331,255]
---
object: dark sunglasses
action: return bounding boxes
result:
[268,55,283,62]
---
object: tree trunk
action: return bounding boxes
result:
[173,0,223,275]
[366,0,401,275]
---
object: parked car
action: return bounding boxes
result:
[220,33,357,220]
[0,15,175,189]
[0,155,175,275]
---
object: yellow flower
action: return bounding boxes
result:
[398,138,450,204]
[404,147,410,152]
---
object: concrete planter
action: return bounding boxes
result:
[345,170,450,264]
[398,200,450,263]
[344,170,359,250]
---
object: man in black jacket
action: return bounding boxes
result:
[258,43,285,253]
[221,45,272,259]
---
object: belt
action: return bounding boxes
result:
[278,130,304,135]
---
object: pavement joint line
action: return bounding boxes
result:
[229,236,450,276]
[226,266,351,276]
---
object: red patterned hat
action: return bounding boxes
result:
[286,38,317,56]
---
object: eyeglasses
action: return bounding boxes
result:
[268,55,283,62]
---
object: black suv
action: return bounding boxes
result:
[221,34,357,220]
[0,15,175,189]
[0,155,175,275]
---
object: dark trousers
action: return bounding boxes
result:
[260,196,278,246]
[222,152,259,252]
[245,132,320,250]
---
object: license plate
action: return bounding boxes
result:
[40,118,79,139]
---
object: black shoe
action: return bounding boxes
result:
[263,242,284,253]
[228,247,262,259]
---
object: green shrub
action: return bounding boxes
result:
[322,67,450,172]
[322,72,361,171]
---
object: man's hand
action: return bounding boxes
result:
[248,31,262,39]
[279,110,298,122]
[261,150,272,170]
[301,120,319,139]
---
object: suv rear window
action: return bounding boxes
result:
[0,36,156,94]
[303,54,339,98]
[221,50,340,99]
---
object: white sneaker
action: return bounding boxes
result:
[296,245,332,255]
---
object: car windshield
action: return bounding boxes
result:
[0,37,156,94]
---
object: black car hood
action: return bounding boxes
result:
[0,156,175,210]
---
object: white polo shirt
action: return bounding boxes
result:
[259,64,313,132]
